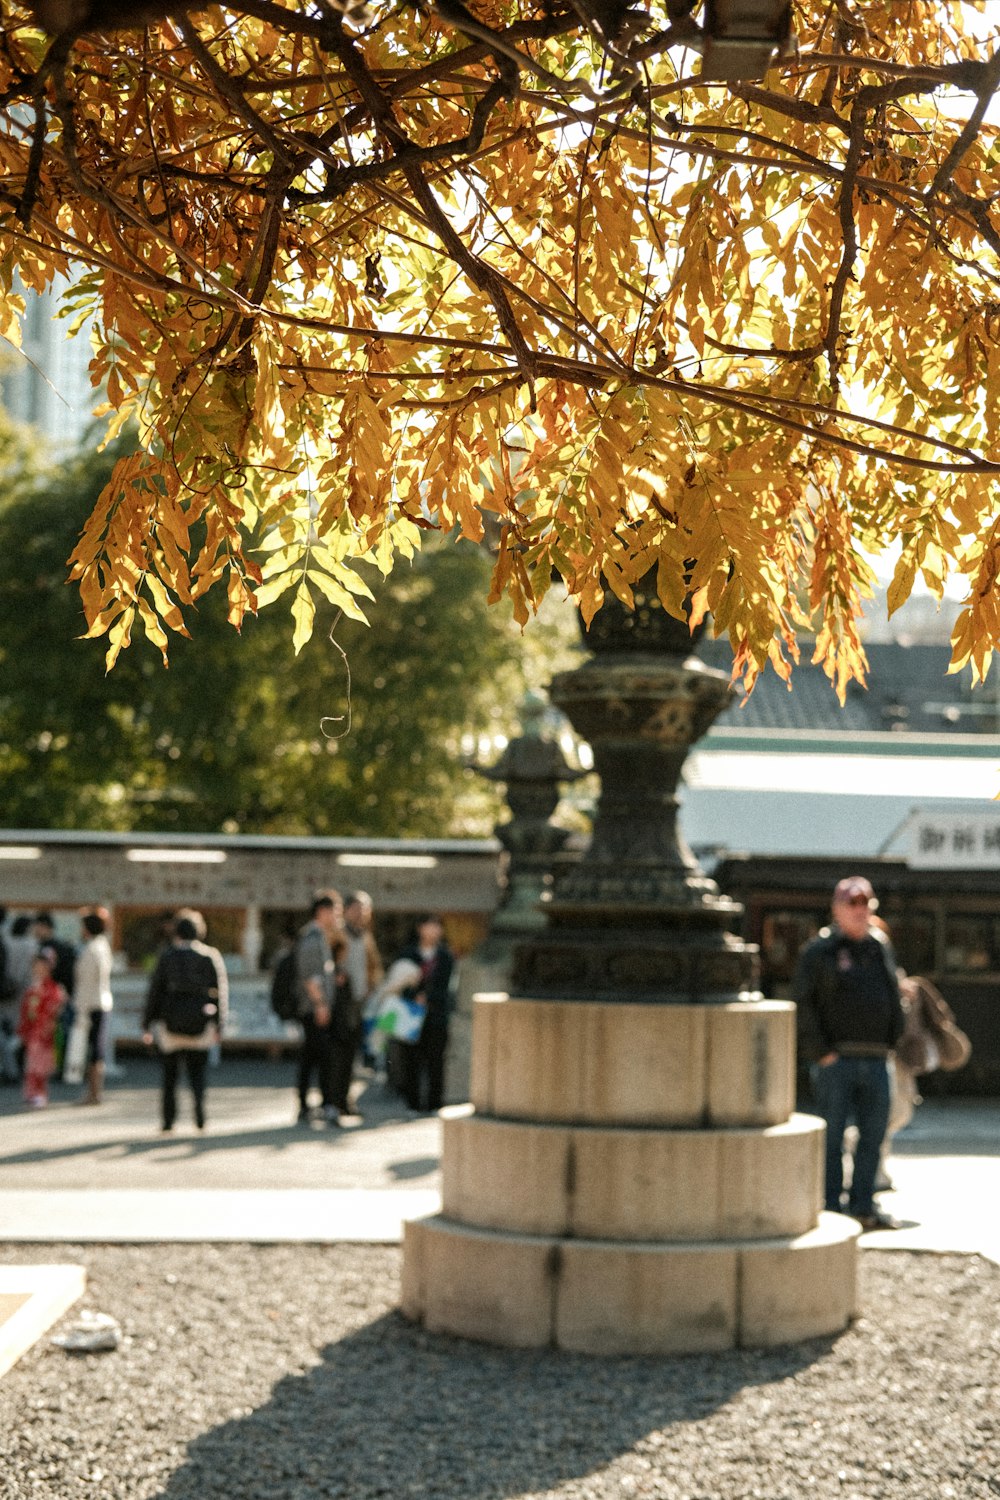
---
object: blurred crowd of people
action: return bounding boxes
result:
[0,903,113,1107]
[278,889,455,1129]
[1,892,458,1132]
[5,880,968,1194]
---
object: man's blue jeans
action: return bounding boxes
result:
[812,1055,891,1217]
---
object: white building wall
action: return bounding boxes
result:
[1,277,96,446]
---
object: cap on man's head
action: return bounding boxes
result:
[832,875,876,907]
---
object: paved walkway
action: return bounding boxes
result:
[0,1057,441,1243]
[1,1057,997,1260]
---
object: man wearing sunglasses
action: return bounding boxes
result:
[793,876,906,1231]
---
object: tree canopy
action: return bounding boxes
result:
[1,1,999,695]
[0,431,577,834]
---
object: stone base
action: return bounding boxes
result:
[469,994,796,1126]
[402,1212,860,1354]
[402,992,858,1356]
[441,1106,823,1241]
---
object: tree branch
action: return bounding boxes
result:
[322,12,539,392]
[175,10,295,168]
[927,48,1000,200]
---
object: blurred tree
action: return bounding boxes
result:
[0,437,579,834]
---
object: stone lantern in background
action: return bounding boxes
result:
[445,693,586,1102]
[406,575,859,1354]
[476,691,586,949]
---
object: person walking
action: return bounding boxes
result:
[17,949,66,1107]
[294,891,344,1126]
[72,908,114,1105]
[793,875,905,1230]
[397,914,455,1115]
[142,909,228,1132]
[876,970,972,1189]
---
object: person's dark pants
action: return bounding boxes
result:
[86,1010,109,1065]
[161,1048,209,1130]
[812,1055,891,1217]
[0,1016,21,1082]
[386,1038,405,1097]
[56,1000,75,1079]
[329,1013,363,1115]
[401,1023,448,1113]
[298,1014,334,1111]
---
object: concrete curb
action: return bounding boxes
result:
[0,1264,86,1378]
[0,1189,442,1244]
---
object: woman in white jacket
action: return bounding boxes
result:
[73,909,114,1105]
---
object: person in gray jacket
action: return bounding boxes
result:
[294,891,345,1126]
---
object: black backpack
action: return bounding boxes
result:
[270,948,301,1022]
[159,947,220,1037]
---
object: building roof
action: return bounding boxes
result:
[680,639,1000,865]
[697,639,996,738]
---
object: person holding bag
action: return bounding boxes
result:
[396,914,455,1115]
[877,973,972,1186]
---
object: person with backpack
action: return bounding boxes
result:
[269,930,301,1026]
[142,909,228,1133]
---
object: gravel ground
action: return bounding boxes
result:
[0,1244,996,1500]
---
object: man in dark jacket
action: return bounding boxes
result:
[398,914,455,1114]
[793,875,905,1230]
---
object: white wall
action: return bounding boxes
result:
[1,277,96,446]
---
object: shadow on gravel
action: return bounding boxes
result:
[151,1310,839,1500]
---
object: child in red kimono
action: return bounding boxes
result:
[17,950,66,1107]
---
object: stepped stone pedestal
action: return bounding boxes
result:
[403,996,859,1352]
[403,574,858,1352]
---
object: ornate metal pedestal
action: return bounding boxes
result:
[404,580,859,1353]
[512,593,756,1003]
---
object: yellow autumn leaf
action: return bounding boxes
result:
[291,581,315,655]
[104,606,135,672]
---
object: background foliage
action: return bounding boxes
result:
[0,432,581,834]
